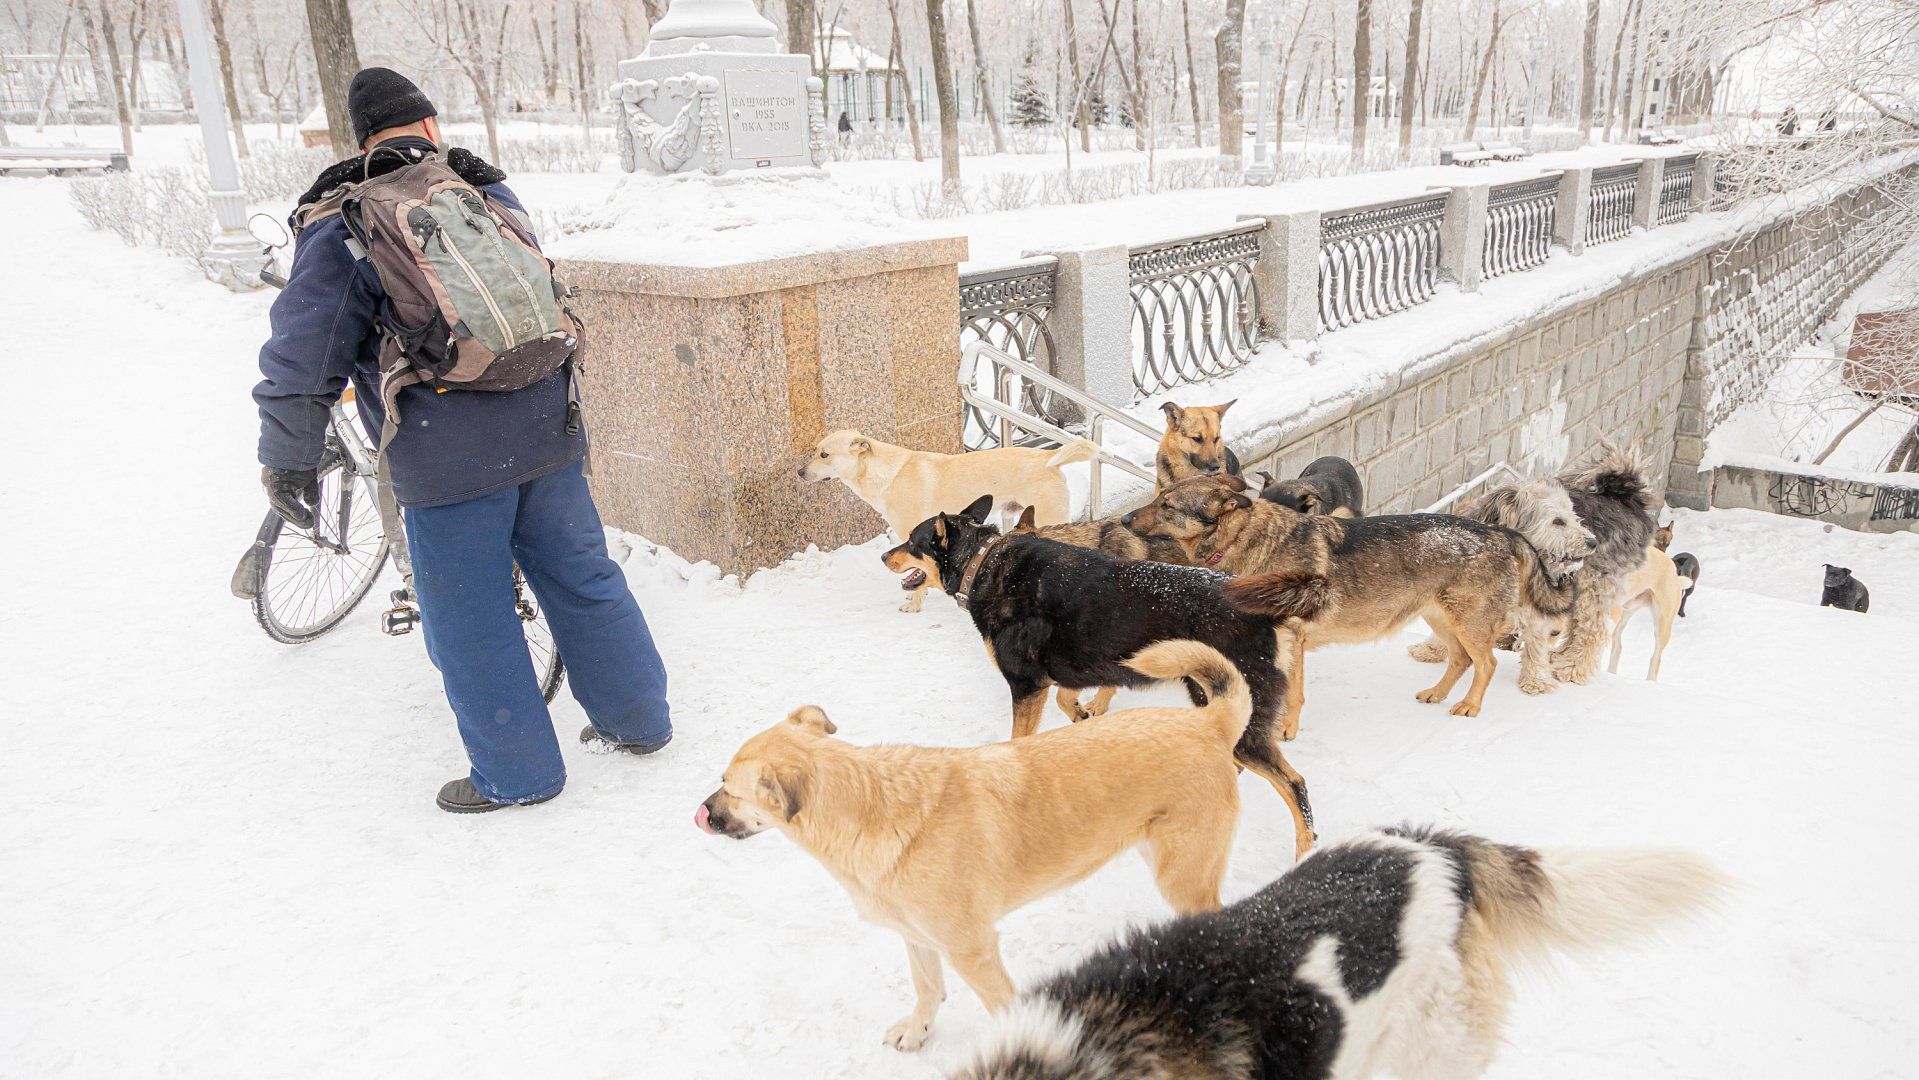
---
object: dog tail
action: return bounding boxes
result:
[1514,536,1578,619]
[1455,830,1727,967]
[1046,439,1100,469]
[1559,440,1657,514]
[1123,640,1252,743]
[1220,572,1332,621]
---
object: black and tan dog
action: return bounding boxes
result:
[1156,400,1242,488]
[1258,455,1366,517]
[1125,476,1577,733]
[882,494,1322,857]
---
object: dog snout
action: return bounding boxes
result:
[1120,509,1138,529]
[1196,458,1222,474]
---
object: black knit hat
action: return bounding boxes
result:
[347,67,438,147]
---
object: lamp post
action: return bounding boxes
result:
[176,0,266,290]
[1245,11,1277,185]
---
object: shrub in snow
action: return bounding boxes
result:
[497,131,614,174]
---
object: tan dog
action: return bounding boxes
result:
[696,640,1250,1052]
[1125,476,1576,734]
[1607,546,1684,681]
[800,429,1096,611]
[1156,400,1240,488]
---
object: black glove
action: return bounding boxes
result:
[262,466,321,529]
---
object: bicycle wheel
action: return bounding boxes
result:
[252,451,391,644]
[514,567,567,704]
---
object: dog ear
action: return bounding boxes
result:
[1014,505,1038,533]
[850,437,872,455]
[1298,490,1320,512]
[934,515,948,543]
[1475,487,1519,526]
[1160,401,1184,426]
[1213,399,1236,420]
[1206,486,1253,518]
[1252,470,1275,490]
[757,763,809,822]
[960,493,995,524]
[786,705,838,736]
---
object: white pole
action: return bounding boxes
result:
[176,0,266,290]
[1246,13,1276,183]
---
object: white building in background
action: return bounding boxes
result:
[0,53,185,114]
[813,27,903,126]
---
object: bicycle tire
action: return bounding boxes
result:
[515,566,567,704]
[252,457,391,644]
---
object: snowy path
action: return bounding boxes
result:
[4,173,1918,1078]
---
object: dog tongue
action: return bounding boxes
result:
[694,803,716,834]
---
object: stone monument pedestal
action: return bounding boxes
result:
[560,237,969,574]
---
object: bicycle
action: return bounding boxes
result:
[230,218,565,702]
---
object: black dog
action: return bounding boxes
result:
[1672,551,1700,616]
[1258,455,1365,517]
[1821,565,1870,612]
[881,494,1324,856]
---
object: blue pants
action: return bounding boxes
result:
[403,460,670,803]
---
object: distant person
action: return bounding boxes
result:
[253,68,674,814]
[837,110,853,145]
[1778,106,1799,137]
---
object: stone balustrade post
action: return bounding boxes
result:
[1440,183,1490,293]
[1238,209,1322,347]
[1692,152,1718,212]
[1554,166,1592,256]
[1025,243,1136,409]
[1633,156,1667,228]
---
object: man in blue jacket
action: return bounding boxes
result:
[254,68,672,813]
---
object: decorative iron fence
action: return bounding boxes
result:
[1318,193,1447,332]
[1128,224,1264,395]
[1587,163,1638,245]
[959,257,1062,450]
[1482,175,1558,279]
[1658,155,1697,224]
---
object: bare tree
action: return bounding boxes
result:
[1398,0,1425,158]
[208,0,250,158]
[964,0,1006,152]
[924,0,961,190]
[93,0,133,154]
[1576,0,1600,140]
[1352,0,1373,158]
[885,0,924,159]
[1062,0,1092,151]
[787,0,817,71]
[305,0,362,156]
[1180,0,1204,146]
[1216,0,1247,157]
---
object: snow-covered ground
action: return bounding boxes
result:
[7,148,1919,1078]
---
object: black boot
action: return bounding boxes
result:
[579,726,672,756]
[436,777,559,814]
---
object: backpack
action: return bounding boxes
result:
[295,149,585,451]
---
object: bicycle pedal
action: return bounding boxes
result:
[382,605,420,636]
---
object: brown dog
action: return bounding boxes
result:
[1156,400,1241,488]
[696,640,1251,1053]
[1124,476,1576,734]
[1607,546,1684,681]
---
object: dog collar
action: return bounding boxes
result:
[1204,531,1237,568]
[953,536,1004,610]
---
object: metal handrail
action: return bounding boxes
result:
[959,340,1160,518]
[1422,461,1525,513]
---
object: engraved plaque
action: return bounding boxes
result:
[723,69,807,160]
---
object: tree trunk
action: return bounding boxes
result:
[786,0,817,72]
[1180,0,1203,147]
[1214,0,1246,158]
[95,1,134,155]
[1576,0,1600,141]
[1351,0,1372,159]
[964,0,1006,152]
[1398,0,1423,159]
[885,0,924,160]
[76,2,116,123]
[304,0,361,156]
[924,0,962,191]
[208,0,250,158]
[1062,0,1091,152]
[1462,0,1500,140]
[31,1,76,134]
[574,1,592,135]
[1128,0,1146,149]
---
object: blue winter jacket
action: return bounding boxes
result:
[253,142,586,509]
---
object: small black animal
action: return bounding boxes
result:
[1821,565,1870,612]
[949,826,1725,1080]
[1258,455,1365,517]
[881,494,1323,856]
[1672,551,1700,616]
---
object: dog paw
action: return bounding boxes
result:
[1407,640,1448,664]
[1519,674,1558,695]
[1414,687,1447,704]
[1449,700,1482,717]
[1279,719,1300,741]
[884,1017,933,1052]
[897,596,924,614]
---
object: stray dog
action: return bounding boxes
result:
[950,825,1725,1080]
[997,502,1191,566]
[1126,476,1576,730]
[799,429,1097,612]
[1653,522,1674,551]
[1156,400,1241,488]
[1821,565,1870,612]
[1410,479,1597,694]
[1607,547,1685,681]
[1259,455,1366,517]
[1672,551,1700,616]
[697,640,1253,1051]
[882,494,1321,857]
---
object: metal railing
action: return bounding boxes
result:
[1587,163,1638,246]
[1318,192,1448,332]
[1658,155,1697,224]
[1483,175,1558,279]
[1421,462,1526,514]
[1128,223,1263,396]
[959,258,1062,450]
[960,341,1160,518]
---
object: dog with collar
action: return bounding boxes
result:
[1125,476,1578,735]
[880,495,1323,858]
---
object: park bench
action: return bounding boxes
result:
[1636,129,1683,146]
[1439,142,1530,167]
[0,146,130,176]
